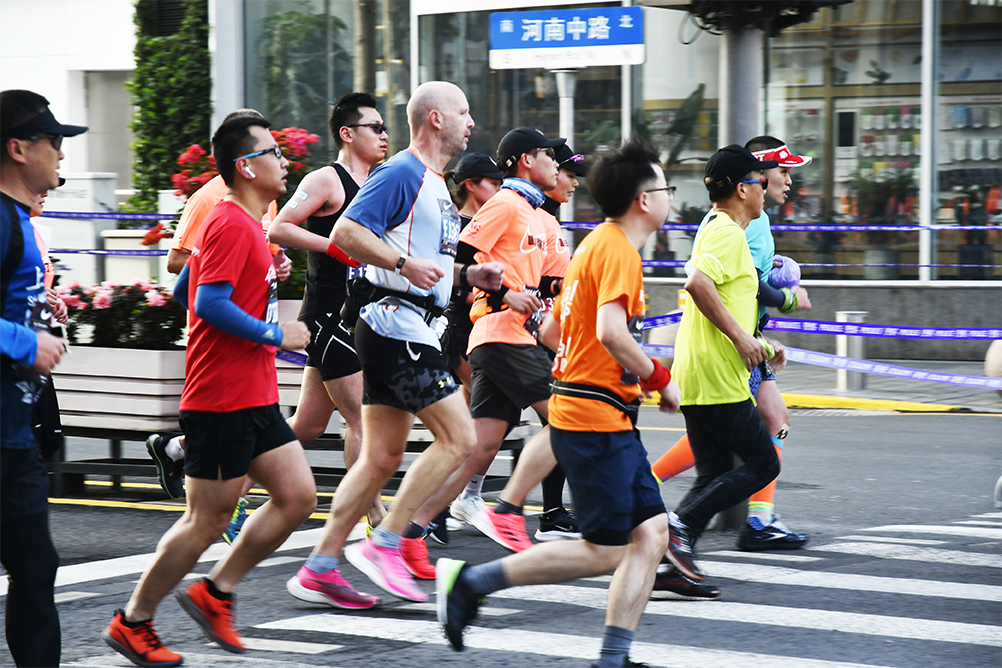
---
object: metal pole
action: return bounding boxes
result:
[718,27,764,147]
[918,0,939,283]
[554,69,578,224]
[836,310,868,391]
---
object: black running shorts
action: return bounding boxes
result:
[468,342,553,426]
[303,311,362,381]
[180,404,296,480]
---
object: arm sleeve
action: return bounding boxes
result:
[0,320,38,365]
[757,274,786,308]
[173,265,190,310]
[194,281,283,346]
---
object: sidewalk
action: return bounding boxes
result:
[776,358,1002,413]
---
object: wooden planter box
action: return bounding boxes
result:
[52,346,186,432]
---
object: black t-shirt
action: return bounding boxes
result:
[299,163,361,321]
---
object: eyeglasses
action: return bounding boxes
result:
[643,186,676,200]
[234,145,283,162]
[346,122,389,135]
[739,177,767,187]
[528,147,556,159]
[28,134,63,151]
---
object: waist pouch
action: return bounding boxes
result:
[550,379,641,428]
[341,276,445,329]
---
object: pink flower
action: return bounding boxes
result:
[145,290,167,307]
[61,293,83,310]
[92,289,113,309]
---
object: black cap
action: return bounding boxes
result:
[1,106,88,141]
[496,127,565,172]
[704,144,778,193]
[553,143,589,176]
[451,152,503,184]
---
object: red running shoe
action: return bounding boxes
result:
[175,577,244,653]
[400,536,437,579]
[479,508,533,552]
[102,609,182,667]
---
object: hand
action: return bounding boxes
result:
[47,289,68,324]
[502,290,542,315]
[468,262,505,292]
[401,257,445,290]
[279,321,310,350]
[33,331,65,373]
[766,338,788,372]
[734,330,768,371]
[793,286,811,311]
[274,250,292,282]
[658,381,681,413]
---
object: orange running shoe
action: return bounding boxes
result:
[480,507,533,552]
[400,536,437,579]
[175,577,244,653]
[102,609,182,667]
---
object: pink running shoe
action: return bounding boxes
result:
[400,537,437,580]
[344,539,429,602]
[286,565,380,609]
[480,508,533,552]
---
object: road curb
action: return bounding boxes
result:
[780,393,966,413]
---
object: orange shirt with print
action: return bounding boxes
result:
[171,175,279,255]
[538,208,570,320]
[462,188,548,351]
[549,223,646,433]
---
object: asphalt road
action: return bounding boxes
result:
[4,410,1000,668]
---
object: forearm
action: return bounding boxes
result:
[538,313,560,352]
[194,283,282,346]
[0,319,38,365]
[331,219,399,270]
[166,248,190,275]
[757,277,785,308]
[597,301,655,380]
[267,219,329,253]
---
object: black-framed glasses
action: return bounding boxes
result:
[643,186,676,200]
[739,177,767,187]
[234,145,283,162]
[28,134,63,151]
[528,147,556,159]
[346,122,388,135]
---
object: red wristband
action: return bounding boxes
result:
[639,358,671,392]
[327,242,360,268]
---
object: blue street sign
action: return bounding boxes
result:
[489,6,645,70]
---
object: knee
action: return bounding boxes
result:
[445,424,479,460]
[368,449,404,479]
[636,514,670,557]
[759,451,781,483]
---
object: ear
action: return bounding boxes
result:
[428,109,444,131]
[339,126,353,145]
[4,138,29,165]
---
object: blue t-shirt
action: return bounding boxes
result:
[341,149,461,348]
[1,193,48,449]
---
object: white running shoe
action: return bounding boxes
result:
[449,494,487,525]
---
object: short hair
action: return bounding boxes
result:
[444,174,482,208]
[745,135,785,154]
[212,114,272,186]
[588,137,662,218]
[329,92,378,148]
[222,108,265,125]
[707,170,757,203]
[0,90,50,137]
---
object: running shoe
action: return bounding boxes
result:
[737,515,809,552]
[400,536,437,579]
[666,512,703,582]
[588,659,650,667]
[650,563,721,601]
[102,609,182,667]
[436,558,484,652]
[175,577,244,653]
[449,494,487,525]
[344,539,428,602]
[146,434,184,500]
[534,507,583,542]
[474,507,534,552]
[222,498,249,545]
[286,565,380,609]
[426,508,450,545]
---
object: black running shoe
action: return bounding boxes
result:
[534,507,582,542]
[666,512,703,581]
[146,434,184,500]
[589,659,650,667]
[436,558,483,651]
[738,515,809,552]
[426,508,450,545]
[650,562,721,601]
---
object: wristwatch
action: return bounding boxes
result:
[394,255,407,276]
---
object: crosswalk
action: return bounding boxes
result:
[32,511,1002,667]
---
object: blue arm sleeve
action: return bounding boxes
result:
[193,282,283,347]
[173,265,190,310]
[757,276,786,308]
[0,320,38,365]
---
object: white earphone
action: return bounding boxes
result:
[245,166,256,179]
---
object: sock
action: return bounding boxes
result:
[541,463,566,513]
[494,499,523,516]
[462,560,509,596]
[748,435,784,525]
[650,434,696,483]
[371,524,402,550]
[305,552,339,574]
[462,475,485,499]
[120,614,151,628]
[165,437,184,462]
[402,522,424,539]
[204,577,232,601]
[597,625,634,668]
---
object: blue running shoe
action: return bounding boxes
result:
[222,498,249,545]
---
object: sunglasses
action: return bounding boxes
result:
[234,144,283,162]
[739,177,768,187]
[347,122,389,135]
[528,147,556,159]
[28,134,63,151]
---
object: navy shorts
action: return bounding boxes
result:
[303,311,362,381]
[180,404,296,480]
[355,318,458,414]
[550,427,666,546]
[748,359,776,398]
[468,343,553,426]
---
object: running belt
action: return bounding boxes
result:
[550,379,641,427]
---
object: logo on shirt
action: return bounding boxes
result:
[519,225,546,254]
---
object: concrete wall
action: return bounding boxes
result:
[644,279,1001,361]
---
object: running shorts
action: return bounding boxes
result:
[303,310,362,381]
[468,342,553,426]
[180,404,296,480]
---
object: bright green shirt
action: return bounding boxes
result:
[673,210,759,405]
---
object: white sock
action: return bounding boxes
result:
[165,437,185,462]
[462,474,485,499]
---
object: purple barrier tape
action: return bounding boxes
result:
[39,211,177,221]
[49,248,167,256]
[561,221,997,232]
[798,263,999,268]
[767,318,1002,339]
[276,350,308,366]
[643,313,683,330]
